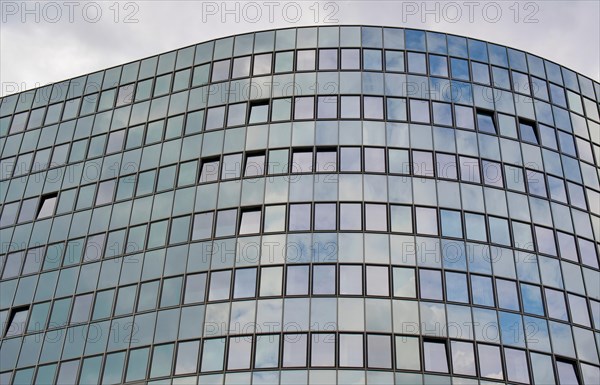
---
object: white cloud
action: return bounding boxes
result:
[1,0,598,96]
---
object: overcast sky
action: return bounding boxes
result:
[1,0,598,96]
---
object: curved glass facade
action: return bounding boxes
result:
[0,26,599,385]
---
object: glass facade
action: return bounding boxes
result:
[0,26,599,385]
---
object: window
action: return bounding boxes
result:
[208,270,231,301]
[263,205,286,233]
[312,265,335,295]
[478,344,504,380]
[282,334,307,367]
[215,209,237,237]
[314,203,336,231]
[408,52,427,74]
[211,59,230,82]
[364,147,385,173]
[205,106,225,130]
[519,119,538,144]
[291,150,313,173]
[37,193,57,219]
[199,158,220,183]
[315,150,336,172]
[340,147,361,171]
[367,335,391,368]
[440,210,462,238]
[244,153,265,177]
[410,99,430,123]
[296,50,315,71]
[248,100,269,124]
[340,203,362,230]
[192,212,213,240]
[429,54,448,76]
[233,268,256,298]
[311,334,335,367]
[4,306,29,337]
[184,274,207,304]
[420,270,443,300]
[227,103,247,126]
[477,110,496,133]
[339,265,363,295]
[317,96,337,119]
[363,96,384,119]
[339,334,363,367]
[239,209,261,235]
[432,102,452,125]
[340,96,360,118]
[318,49,338,70]
[260,266,282,296]
[505,348,530,384]
[366,266,389,296]
[521,283,545,316]
[416,207,438,235]
[286,265,309,295]
[227,337,253,370]
[289,204,311,231]
[459,156,480,183]
[294,96,315,119]
[341,49,360,69]
[413,151,434,177]
[365,204,387,231]
[423,340,449,373]
[253,53,272,75]
[385,50,404,71]
[232,56,251,78]
[451,341,475,375]
[557,361,580,385]
[471,275,495,306]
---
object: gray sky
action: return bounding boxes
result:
[1,0,598,96]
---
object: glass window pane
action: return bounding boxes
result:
[451,341,475,375]
[289,204,311,231]
[478,344,504,380]
[244,154,265,176]
[239,210,261,234]
[215,209,237,237]
[339,334,363,367]
[233,268,256,299]
[424,341,448,373]
[291,151,313,173]
[227,336,252,370]
[340,203,362,230]
[209,270,231,301]
[366,266,389,296]
[340,147,361,171]
[420,270,443,300]
[282,334,307,367]
[416,207,438,235]
[340,265,363,295]
[314,203,336,230]
[367,334,391,368]
[312,265,335,295]
[365,204,387,231]
[286,265,309,295]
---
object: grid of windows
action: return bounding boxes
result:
[0,26,599,385]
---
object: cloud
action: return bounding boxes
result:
[1,1,598,96]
